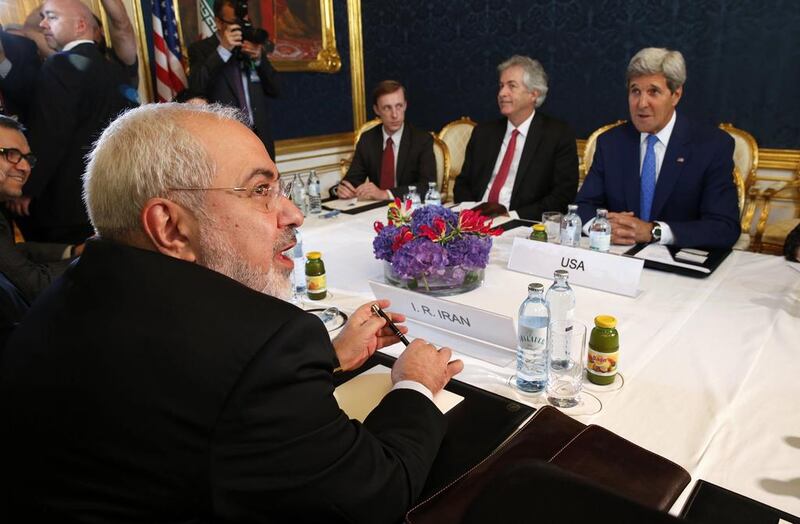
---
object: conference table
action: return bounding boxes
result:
[297,203,800,517]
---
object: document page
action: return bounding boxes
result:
[634,244,711,274]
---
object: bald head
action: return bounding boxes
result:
[40,0,98,50]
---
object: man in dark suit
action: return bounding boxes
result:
[188,0,279,160]
[454,55,578,219]
[0,29,40,124]
[0,116,80,305]
[338,80,436,201]
[7,0,138,244]
[0,103,463,523]
[576,47,740,249]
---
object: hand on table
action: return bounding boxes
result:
[607,211,652,244]
[332,299,408,371]
[337,180,357,199]
[392,340,463,395]
[471,201,509,218]
[355,181,389,201]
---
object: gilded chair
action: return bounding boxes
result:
[430,133,451,202]
[438,117,477,203]
[580,120,626,184]
[719,123,759,191]
[338,118,383,178]
[750,168,800,254]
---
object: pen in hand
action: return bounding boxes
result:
[371,304,410,346]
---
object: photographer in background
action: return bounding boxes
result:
[188,0,279,160]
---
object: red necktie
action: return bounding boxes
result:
[380,137,395,190]
[487,129,520,203]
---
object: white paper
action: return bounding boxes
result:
[323,198,383,211]
[635,244,711,274]
[675,250,709,264]
[334,365,464,422]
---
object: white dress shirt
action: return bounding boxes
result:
[480,111,534,219]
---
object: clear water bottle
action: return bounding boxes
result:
[291,173,308,216]
[516,282,550,393]
[589,208,612,252]
[407,185,422,211]
[561,204,582,247]
[292,229,306,296]
[307,170,322,214]
[424,181,442,206]
[546,270,575,370]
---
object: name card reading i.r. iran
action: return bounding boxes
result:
[368,280,517,351]
[508,237,644,297]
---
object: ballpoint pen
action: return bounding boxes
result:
[371,304,410,346]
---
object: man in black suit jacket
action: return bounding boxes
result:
[0,29,40,124]
[0,103,463,523]
[8,0,138,244]
[188,0,279,160]
[0,116,80,305]
[339,80,436,201]
[454,56,578,219]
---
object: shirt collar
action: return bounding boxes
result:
[382,123,404,143]
[506,110,535,138]
[62,39,95,52]
[640,110,677,148]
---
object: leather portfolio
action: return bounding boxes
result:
[405,405,691,523]
[679,480,799,523]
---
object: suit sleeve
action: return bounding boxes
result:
[453,131,480,203]
[575,135,610,224]
[513,123,579,220]
[211,314,447,524]
[24,56,82,198]
[395,131,435,199]
[343,135,372,188]
[665,133,740,248]
[188,40,226,96]
[255,53,279,98]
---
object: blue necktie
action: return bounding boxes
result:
[640,134,659,222]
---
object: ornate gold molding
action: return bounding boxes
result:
[346,0,366,130]
[276,132,353,156]
[272,0,341,73]
[760,149,800,171]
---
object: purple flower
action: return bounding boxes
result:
[373,225,399,261]
[391,238,449,278]
[447,236,493,269]
[410,205,458,237]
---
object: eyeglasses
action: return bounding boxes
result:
[169,178,294,211]
[0,147,37,169]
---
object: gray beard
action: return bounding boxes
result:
[197,219,293,301]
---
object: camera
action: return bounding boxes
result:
[233,0,274,53]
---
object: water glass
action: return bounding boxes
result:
[546,320,587,408]
[542,212,563,242]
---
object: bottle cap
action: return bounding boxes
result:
[595,315,617,328]
[307,251,322,260]
[533,224,546,231]
[554,269,569,278]
[527,282,544,292]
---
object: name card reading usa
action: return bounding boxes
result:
[507,237,644,297]
[368,280,517,352]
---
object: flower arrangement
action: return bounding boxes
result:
[373,199,502,295]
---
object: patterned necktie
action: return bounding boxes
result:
[488,129,520,204]
[640,134,659,221]
[380,137,395,190]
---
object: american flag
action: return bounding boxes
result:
[152,0,188,102]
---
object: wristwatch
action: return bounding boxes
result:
[650,222,662,243]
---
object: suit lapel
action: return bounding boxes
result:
[621,123,642,214]
[651,113,690,219]
[511,112,543,200]
[479,120,507,193]
[395,125,412,182]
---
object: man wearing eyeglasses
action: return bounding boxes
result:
[188,0,279,160]
[0,103,463,523]
[0,115,82,306]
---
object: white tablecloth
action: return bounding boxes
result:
[298,205,800,516]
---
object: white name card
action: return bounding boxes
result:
[368,280,517,366]
[507,237,644,297]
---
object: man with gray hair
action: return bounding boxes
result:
[0,103,463,522]
[576,47,739,248]
[454,54,578,219]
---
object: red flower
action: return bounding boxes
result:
[373,220,385,233]
[418,216,448,242]
[458,209,502,236]
[392,226,413,251]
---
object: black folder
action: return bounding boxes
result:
[333,351,535,498]
[625,244,732,278]
[679,480,800,523]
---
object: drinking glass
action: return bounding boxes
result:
[542,212,563,242]
[546,320,587,408]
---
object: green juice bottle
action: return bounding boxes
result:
[305,251,327,300]
[587,315,619,385]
